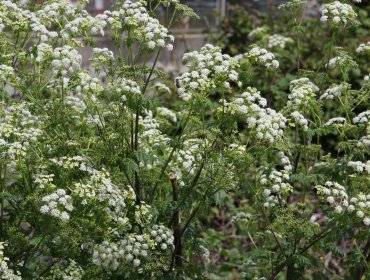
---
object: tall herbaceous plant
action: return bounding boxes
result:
[0,0,369,279]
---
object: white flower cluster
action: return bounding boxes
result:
[157,107,177,123]
[40,189,74,221]
[48,259,84,280]
[63,96,87,114]
[51,156,136,225]
[261,152,292,207]
[316,181,370,226]
[0,17,4,32]
[231,212,251,223]
[93,171,135,225]
[91,48,114,69]
[267,34,293,49]
[320,83,349,100]
[353,111,370,124]
[51,46,82,78]
[75,72,102,94]
[34,43,53,63]
[316,181,348,214]
[248,26,269,40]
[348,161,370,174]
[107,0,174,50]
[0,243,21,280]
[254,109,286,143]
[199,245,211,265]
[50,155,94,173]
[61,12,108,39]
[0,103,42,161]
[153,82,171,94]
[327,55,350,69]
[109,77,141,101]
[0,64,16,84]
[221,88,286,143]
[358,135,370,148]
[356,42,370,53]
[169,139,205,183]
[228,143,246,155]
[36,1,75,25]
[246,46,279,68]
[320,1,358,26]
[365,74,369,82]
[140,112,170,147]
[176,44,240,101]
[93,235,150,270]
[0,1,58,42]
[324,117,346,126]
[290,111,309,131]
[34,173,55,189]
[287,78,319,107]
[150,224,174,250]
[350,194,370,226]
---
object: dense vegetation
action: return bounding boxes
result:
[0,0,369,279]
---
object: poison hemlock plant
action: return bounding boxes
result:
[0,0,369,279]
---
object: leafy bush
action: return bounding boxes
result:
[0,0,369,279]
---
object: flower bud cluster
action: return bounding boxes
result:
[353,111,370,125]
[48,259,84,280]
[92,235,151,270]
[40,189,74,221]
[356,42,370,53]
[246,46,279,68]
[267,34,293,49]
[290,111,309,131]
[320,1,358,27]
[107,0,174,51]
[176,44,240,101]
[324,117,346,126]
[0,242,21,280]
[320,83,349,100]
[287,78,319,107]
[348,161,370,174]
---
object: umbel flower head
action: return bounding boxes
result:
[320,1,358,27]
